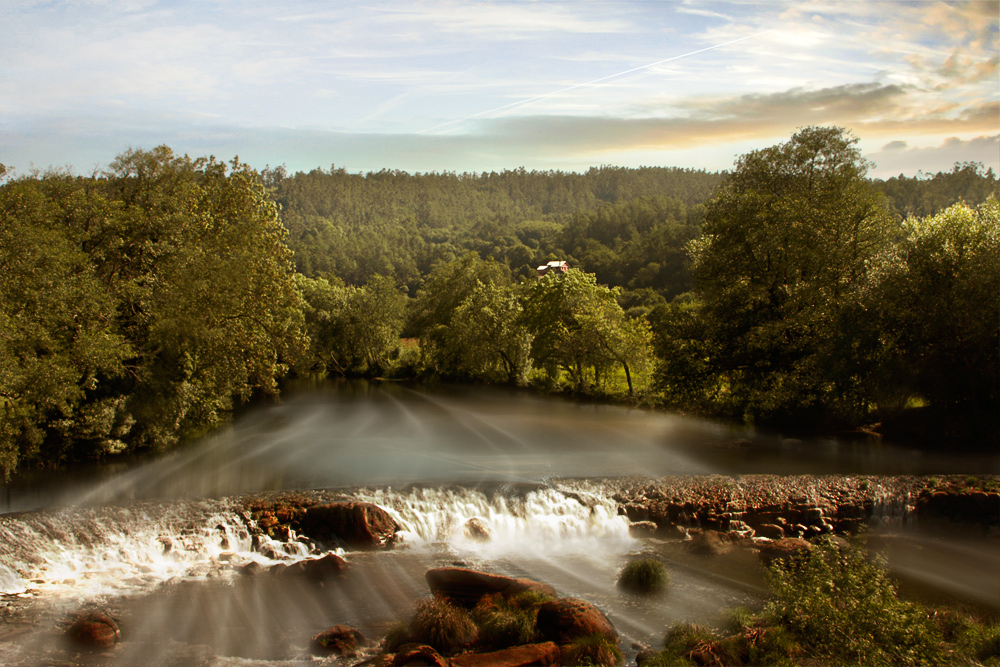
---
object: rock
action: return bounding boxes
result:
[536,598,617,643]
[686,530,733,556]
[238,561,266,576]
[301,502,400,550]
[758,538,812,567]
[278,553,349,579]
[425,568,556,608]
[463,518,493,543]
[756,524,785,540]
[66,611,121,648]
[635,648,660,666]
[627,521,658,538]
[450,642,561,667]
[312,624,365,654]
[392,643,449,667]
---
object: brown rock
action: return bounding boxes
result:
[758,537,812,567]
[450,642,560,667]
[627,521,658,538]
[686,530,733,556]
[312,624,365,654]
[635,648,660,666]
[392,644,449,667]
[464,518,493,543]
[756,524,785,540]
[425,568,556,608]
[277,553,349,579]
[66,611,120,648]
[536,598,616,643]
[301,501,400,550]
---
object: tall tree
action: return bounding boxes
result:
[682,126,895,423]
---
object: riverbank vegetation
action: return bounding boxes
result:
[1,127,997,478]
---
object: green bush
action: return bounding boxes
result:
[617,557,669,595]
[763,540,946,666]
[407,595,478,655]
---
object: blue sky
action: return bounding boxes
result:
[2,0,997,177]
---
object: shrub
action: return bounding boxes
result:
[407,595,478,655]
[617,557,669,595]
[560,632,624,667]
[763,540,946,666]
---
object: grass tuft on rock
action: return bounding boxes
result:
[560,632,624,667]
[471,590,551,649]
[406,595,478,655]
[617,557,669,595]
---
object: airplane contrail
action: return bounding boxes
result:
[419,29,774,135]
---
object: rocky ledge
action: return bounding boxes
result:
[610,474,1000,540]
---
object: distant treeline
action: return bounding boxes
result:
[0,131,996,478]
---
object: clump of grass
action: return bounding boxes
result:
[471,590,551,649]
[560,632,623,667]
[617,557,669,595]
[406,595,478,655]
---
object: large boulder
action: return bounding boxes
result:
[300,501,400,550]
[450,642,561,667]
[536,598,617,643]
[425,568,556,608]
[66,611,120,648]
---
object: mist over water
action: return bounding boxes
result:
[5,380,996,513]
[1,380,997,666]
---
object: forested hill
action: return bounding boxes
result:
[267,161,997,300]
[266,166,722,295]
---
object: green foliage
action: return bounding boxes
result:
[560,632,624,667]
[681,126,895,425]
[406,595,478,655]
[0,147,307,477]
[763,540,945,666]
[871,198,999,425]
[521,268,652,395]
[617,557,669,595]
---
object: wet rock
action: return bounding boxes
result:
[277,553,349,579]
[425,568,556,608]
[238,561,266,576]
[758,538,812,567]
[463,518,493,543]
[536,598,617,643]
[627,521,658,538]
[686,530,733,556]
[312,624,365,654]
[66,611,120,648]
[756,524,785,540]
[450,642,561,667]
[392,643,449,666]
[301,501,400,550]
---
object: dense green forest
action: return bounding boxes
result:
[1,128,997,478]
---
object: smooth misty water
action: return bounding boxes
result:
[1,380,997,666]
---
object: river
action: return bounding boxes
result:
[1,380,997,666]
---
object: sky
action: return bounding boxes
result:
[2,0,998,178]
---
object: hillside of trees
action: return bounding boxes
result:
[1,130,997,478]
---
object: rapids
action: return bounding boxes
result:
[1,381,997,666]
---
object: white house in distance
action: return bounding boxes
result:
[536,260,569,277]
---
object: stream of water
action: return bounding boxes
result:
[1,380,997,666]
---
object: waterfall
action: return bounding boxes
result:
[357,484,636,557]
[871,487,915,530]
